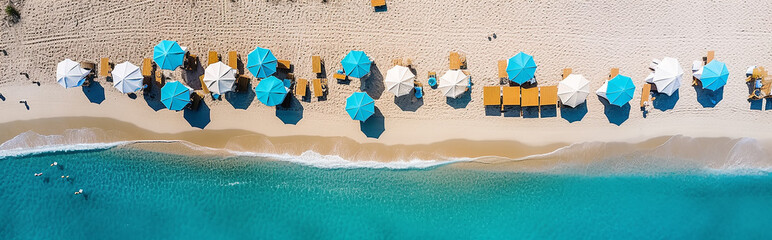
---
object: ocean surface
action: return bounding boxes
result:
[2,147,772,240]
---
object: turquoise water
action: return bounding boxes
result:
[2,148,772,239]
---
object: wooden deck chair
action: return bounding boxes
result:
[313,78,325,98]
[392,58,403,67]
[155,70,164,87]
[371,0,385,7]
[706,51,715,64]
[449,52,461,70]
[333,73,347,81]
[501,86,520,111]
[208,51,219,65]
[640,83,652,108]
[609,68,619,79]
[142,58,153,77]
[521,87,539,107]
[539,86,558,106]
[498,60,508,80]
[199,75,210,94]
[483,86,501,106]
[99,58,111,78]
[312,56,323,74]
[228,51,238,70]
[562,68,572,79]
[80,61,95,87]
[277,60,291,69]
[296,78,308,97]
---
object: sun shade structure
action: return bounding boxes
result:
[597,74,635,107]
[56,59,90,88]
[384,65,415,97]
[153,40,185,70]
[439,70,469,98]
[247,47,277,78]
[161,81,191,111]
[506,52,537,85]
[345,92,375,121]
[558,74,590,108]
[111,61,144,93]
[254,76,288,106]
[341,50,371,78]
[651,57,683,96]
[700,60,729,91]
[203,61,236,95]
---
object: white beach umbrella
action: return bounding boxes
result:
[595,81,608,99]
[384,65,415,97]
[439,70,469,98]
[111,61,144,94]
[652,57,683,96]
[203,61,237,95]
[557,74,590,108]
[56,59,90,88]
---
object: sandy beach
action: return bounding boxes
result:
[2,0,772,164]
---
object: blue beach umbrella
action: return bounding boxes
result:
[254,76,288,106]
[606,74,636,107]
[341,50,371,78]
[247,47,278,78]
[153,40,186,70]
[345,92,375,121]
[506,52,537,85]
[160,81,191,111]
[701,60,729,91]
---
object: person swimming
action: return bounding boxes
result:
[74,189,83,195]
[34,173,43,176]
[50,162,58,167]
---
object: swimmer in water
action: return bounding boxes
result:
[74,189,83,195]
[50,162,58,167]
[61,175,69,179]
[34,173,43,176]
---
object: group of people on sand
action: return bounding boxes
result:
[34,161,84,195]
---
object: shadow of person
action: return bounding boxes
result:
[560,102,588,123]
[599,98,631,126]
[82,81,105,104]
[694,85,723,108]
[361,63,384,100]
[360,107,385,138]
[276,95,304,125]
[652,90,679,111]
[183,101,211,129]
[445,90,471,109]
[0,93,5,101]
[394,93,423,112]
[225,88,255,110]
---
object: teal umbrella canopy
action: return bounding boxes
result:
[701,60,729,91]
[606,74,635,107]
[254,76,288,106]
[345,92,375,121]
[506,52,537,85]
[247,47,278,78]
[160,81,191,111]
[341,51,371,78]
[153,40,185,70]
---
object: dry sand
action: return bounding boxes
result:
[2,0,772,161]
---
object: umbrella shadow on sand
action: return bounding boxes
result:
[446,90,471,109]
[394,93,423,112]
[598,98,630,126]
[560,102,588,123]
[183,101,210,129]
[225,89,255,110]
[143,84,166,111]
[360,107,385,139]
[361,63,384,100]
[82,82,105,104]
[276,95,304,125]
[653,90,679,111]
[693,85,723,108]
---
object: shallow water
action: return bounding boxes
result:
[2,148,772,239]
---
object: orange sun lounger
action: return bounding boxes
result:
[521,87,539,107]
[296,78,308,97]
[640,83,652,108]
[483,86,501,106]
[539,86,558,106]
[208,51,219,65]
[142,58,153,77]
[228,51,238,70]
[449,52,461,70]
[312,56,322,74]
[99,58,111,77]
[498,60,508,79]
[313,79,326,98]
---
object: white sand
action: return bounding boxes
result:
[1,0,772,150]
